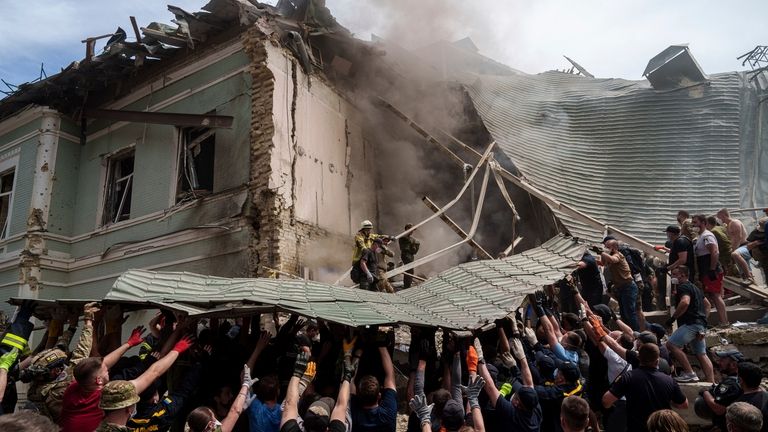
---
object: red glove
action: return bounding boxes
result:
[172,335,195,354]
[126,326,146,347]
[467,345,479,373]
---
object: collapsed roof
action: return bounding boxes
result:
[11,235,584,329]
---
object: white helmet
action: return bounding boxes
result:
[361,220,373,229]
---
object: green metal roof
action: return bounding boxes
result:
[12,235,585,329]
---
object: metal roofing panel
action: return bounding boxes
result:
[98,235,584,330]
[462,71,747,245]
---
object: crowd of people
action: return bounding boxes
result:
[0,210,765,432]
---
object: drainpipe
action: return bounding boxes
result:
[19,108,60,299]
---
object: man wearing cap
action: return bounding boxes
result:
[478,334,542,432]
[692,214,729,326]
[59,335,193,432]
[534,361,583,432]
[95,380,140,431]
[398,224,420,289]
[353,238,382,291]
[695,347,745,429]
[665,265,714,383]
[603,344,688,432]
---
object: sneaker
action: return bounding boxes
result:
[674,371,700,383]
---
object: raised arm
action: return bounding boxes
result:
[130,335,192,394]
[103,326,146,369]
[280,351,309,427]
[221,364,253,432]
[331,354,358,426]
[466,376,486,432]
[379,345,396,391]
[246,331,271,372]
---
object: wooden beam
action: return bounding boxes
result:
[84,109,233,128]
[421,196,493,260]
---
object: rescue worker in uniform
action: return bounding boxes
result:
[375,242,396,294]
[352,238,383,291]
[96,380,141,431]
[23,302,100,422]
[351,220,391,267]
[695,347,745,430]
[398,223,420,289]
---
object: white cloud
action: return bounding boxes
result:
[1,0,766,86]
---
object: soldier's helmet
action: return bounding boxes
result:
[30,348,67,370]
[100,380,140,410]
[360,220,373,229]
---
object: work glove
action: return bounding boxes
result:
[464,376,486,410]
[522,327,538,347]
[342,356,358,382]
[293,351,310,378]
[172,335,195,354]
[499,382,513,397]
[242,364,257,390]
[366,272,374,283]
[126,326,146,347]
[83,302,100,322]
[500,352,516,369]
[409,394,434,426]
[0,348,19,371]
[467,346,479,373]
[300,361,317,389]
[510,338,526,361]
[343,336,357,358]
[588,316,607,340]
[473,338,485,364]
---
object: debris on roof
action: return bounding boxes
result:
[642,44,708,90]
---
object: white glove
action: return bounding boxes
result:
[510,338,526,361]
[500,352,516,368]
[523,327,537,346]
[366,272,374,283]
[473,337,485,364]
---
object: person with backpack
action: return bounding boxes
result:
[603,236,648,327]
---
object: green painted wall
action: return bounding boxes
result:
[8,136,38,237]
[47,133,81,240]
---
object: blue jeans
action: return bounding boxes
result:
[668,323,707,355]
[617,281,639,330]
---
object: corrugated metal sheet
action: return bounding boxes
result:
[462,71,746,244]
[83,235,584,330]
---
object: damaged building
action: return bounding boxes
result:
[0,0,767,316]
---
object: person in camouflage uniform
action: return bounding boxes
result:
[707,216,739,277]
[375,243,396,293]
[398,224,420,289]
[23,302,99,422]
[95,380,141,431]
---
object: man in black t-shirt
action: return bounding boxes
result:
[665,266,714,383]
[602,344,688,432]
[665,225,695,281]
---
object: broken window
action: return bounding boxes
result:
[176,126,215,202]
[102,150,135,226]
[0,169,14,239]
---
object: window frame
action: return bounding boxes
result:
[98,145,136,228]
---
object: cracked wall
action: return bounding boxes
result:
[243,26,377,277]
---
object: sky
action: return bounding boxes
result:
[1,0,766,89]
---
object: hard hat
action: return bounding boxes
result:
[360,220,373,229]
[30,348,67,370]
[100,380,140,410]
